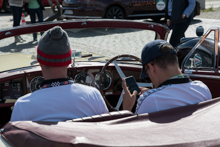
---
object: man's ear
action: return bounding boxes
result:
[148,63,156,74]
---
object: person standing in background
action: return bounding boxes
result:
[24,0,44,41]
[165,0,196,48]
[9,0,25,43]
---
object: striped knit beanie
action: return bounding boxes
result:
[37,26,72,67]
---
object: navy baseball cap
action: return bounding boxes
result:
[140,39,177,79]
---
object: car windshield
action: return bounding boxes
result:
[0,20,168,72]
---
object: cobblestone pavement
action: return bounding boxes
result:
[206,0,220,9]
[1,7,220,58]
[196,8,220,20]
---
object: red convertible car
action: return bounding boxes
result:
[0,19,220,146]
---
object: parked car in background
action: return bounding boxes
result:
[62,0,200,20]
[42,0,63,8]
[0,0,62,13]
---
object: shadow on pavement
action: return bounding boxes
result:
[66,28,144,38]
[0,12,11,16]
[0,41,38,53]
[191,19,202,25]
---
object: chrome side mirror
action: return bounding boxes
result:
[71,50,82,67]
[196,26,204,37]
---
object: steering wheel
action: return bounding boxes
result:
[99,54,153,111]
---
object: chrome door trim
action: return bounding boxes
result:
[184,73,220,80]
[128,13,165,17]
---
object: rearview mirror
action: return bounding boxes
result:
[71,50,82,58]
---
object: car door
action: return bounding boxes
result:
[125,0,165,18]
[181,27,220,98]
[76,0,102,17]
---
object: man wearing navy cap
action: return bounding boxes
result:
[122,40,212,114]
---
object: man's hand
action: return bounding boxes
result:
[122,78,137,111]
[139,87,149,95]
[167,19,171,27]
[182,14,186,19]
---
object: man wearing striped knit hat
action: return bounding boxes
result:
[11,26,108,122]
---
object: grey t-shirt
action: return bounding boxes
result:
[9,0,23,7]
[135,80,212,114]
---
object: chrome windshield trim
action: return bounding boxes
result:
[184,73,220,80]
[181,27,219,70]
[88,56,105,61]
[0,66,34,74]
[215,28,219,67]
[62,15,102,19]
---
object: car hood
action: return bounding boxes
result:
[0,52,110,72]
[0,53,35,72]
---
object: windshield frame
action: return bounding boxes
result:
[0,19,170,41]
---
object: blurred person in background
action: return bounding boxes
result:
[9,0,25,42]
[24,0,45,41]
[165,0,196,47]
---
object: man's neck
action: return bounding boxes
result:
[156,65,182,88]
[43,71,67,80]
[41,65,68,80]
[44,76,67,80]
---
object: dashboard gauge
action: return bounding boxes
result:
[74,72,92,86]
[95,71,112,90]
[30,76,44,92]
